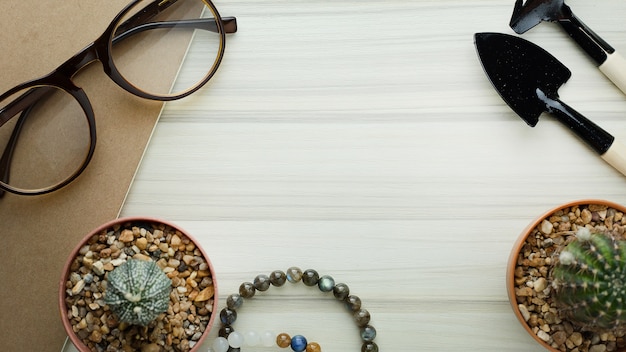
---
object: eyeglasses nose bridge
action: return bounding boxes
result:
[54,38,110,82]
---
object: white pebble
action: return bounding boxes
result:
[111,258,125,267]
[540,219,553,235]
[70,272,82,284]
[71,280,85,295]
[518,304,531,322]
[212,337,229,352]
[537,330,551,342]
[590,345,607,352]
[533,278,548,292]
[92,261,105,275]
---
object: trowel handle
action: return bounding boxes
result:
[547,96,614,155]
[599,51,626,96]
[551,99,626,177]
[601,139,626,177]
[550,98,626,177]
[557,15,626,96]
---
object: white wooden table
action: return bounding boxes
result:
[63,0,626,351]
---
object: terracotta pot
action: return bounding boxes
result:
[59,217,218,352]
[507,199,626,352]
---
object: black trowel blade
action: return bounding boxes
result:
[474,32,571,127]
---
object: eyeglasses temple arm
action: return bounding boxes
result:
[220,17,238,33]
[0,105,33,198]
[0,88,49,129]
[0,87,52,197]
[112,17,237,45]
[114,0,237,38]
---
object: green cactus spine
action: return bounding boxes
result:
[553,227,626,331]
[104,259,171,326]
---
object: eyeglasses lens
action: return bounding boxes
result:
[110,0,224,98]
[0,86,91,194]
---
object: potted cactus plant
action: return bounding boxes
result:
[508,200,626,352]
[104,259,172,327]
[552,227,626,333]
[59,217,218,352]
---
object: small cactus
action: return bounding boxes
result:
[552,227,626,331]
[104,259,171,326]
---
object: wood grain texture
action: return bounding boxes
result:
[64,0,626,351]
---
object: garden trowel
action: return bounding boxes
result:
[474,32,626,177]
[509,0,626,95]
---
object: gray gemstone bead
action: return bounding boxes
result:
[360,325,376,342]
[333,283,350,301]
[354,308,371,327]
[286,267,303,283]
[239,282,256,298]
[269,270,287,286]
[346,295,362,312]
[219,308,237,325]
[253,274,271,291]
[302,269,319,286]
[227,293,244,310]
[361,342,379,352]
[318,275,335,292]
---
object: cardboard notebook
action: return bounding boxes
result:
[0,1,194,350]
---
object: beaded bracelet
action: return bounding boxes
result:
[211,267,379,352]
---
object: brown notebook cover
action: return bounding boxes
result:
[0,1,193,350]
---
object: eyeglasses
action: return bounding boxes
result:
[0,0,237,197]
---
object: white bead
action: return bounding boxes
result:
[212,337,229,352]
[261,330,276,347]
[228,331,245,348]
[244,330,260,346]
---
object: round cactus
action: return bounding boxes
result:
[104,259,171,326]
[552,227,626,331]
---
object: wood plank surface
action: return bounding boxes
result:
[66,0,626,351]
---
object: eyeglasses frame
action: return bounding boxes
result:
[0,0,237,196]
